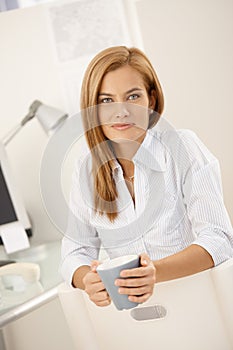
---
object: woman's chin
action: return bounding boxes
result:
[104,127,147,144]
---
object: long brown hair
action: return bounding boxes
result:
[80,46,164,221]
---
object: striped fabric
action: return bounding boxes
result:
[61,119,233,285]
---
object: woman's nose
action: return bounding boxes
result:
[115,102,130,119]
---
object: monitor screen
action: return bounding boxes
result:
[0,142,32,243]
[0,164,18,225]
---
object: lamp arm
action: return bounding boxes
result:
[1,100,42,146]
[2,123,23,147]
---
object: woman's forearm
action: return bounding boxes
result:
[72,246,214,288]
[154,244,214,283]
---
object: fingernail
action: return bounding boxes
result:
[142,260,148,265]
[115,280,119,286]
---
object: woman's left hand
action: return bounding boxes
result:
[114,253,156,304]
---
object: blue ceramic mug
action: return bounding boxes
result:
[97,255,140,310]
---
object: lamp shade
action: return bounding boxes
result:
[2,100,68,146]
[35,103,68,135]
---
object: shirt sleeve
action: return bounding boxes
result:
[60,157,101,286]
[180,130,233,265]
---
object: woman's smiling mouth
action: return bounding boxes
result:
[111,123,134,130]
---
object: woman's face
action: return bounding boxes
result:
[97,65,155,144]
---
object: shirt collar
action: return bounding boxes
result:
[133,128,166,172]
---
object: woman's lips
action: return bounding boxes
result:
[111,123,134,130]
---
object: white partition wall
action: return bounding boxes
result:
[134,0,233,223]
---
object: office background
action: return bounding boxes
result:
[0,1,232,349]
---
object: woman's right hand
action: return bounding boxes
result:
[83,260,111,307]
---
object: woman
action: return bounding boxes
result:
[61,46,233,307]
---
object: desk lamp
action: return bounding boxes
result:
[0,100,68,252]
[2,100,68,146]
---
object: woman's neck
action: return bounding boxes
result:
[111,131,147,162]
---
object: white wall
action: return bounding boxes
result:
[135,0,233,222]
[0,5,65,244]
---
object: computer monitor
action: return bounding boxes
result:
[0,142,32,243]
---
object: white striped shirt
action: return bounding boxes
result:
[61,118,233,285]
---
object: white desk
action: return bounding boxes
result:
[0,240,62,328]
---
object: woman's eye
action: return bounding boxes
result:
[100,97,113,103]
[128,94,139,101]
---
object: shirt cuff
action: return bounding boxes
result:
[60,255,92,287]
[191,228,233,266]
